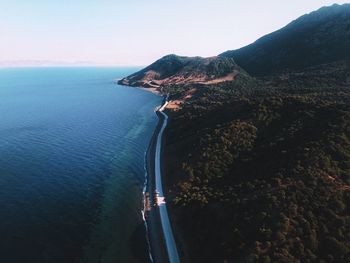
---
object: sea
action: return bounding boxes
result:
[0,67,162,263]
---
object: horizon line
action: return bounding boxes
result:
[0,62,145,69]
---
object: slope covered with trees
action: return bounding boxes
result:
[163,76,350,263]
[160,4,350,263]
[120,3,350,263]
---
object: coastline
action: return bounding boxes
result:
[117,82,180,262]
[143,101,169,263]
[143,94,180,263]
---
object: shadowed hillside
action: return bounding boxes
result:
[120,3,350,263]
[220,4,350,76]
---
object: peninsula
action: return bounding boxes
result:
[120,4,350,263]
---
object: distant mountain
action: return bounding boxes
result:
[220,4,350,76]
[118,55,250,88]
[120,4,350,88]
[0,60,110,68]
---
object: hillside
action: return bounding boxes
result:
[220,4,350,76]
[119,3,350,263]
[118,55,251,89]
[163,79,350,263]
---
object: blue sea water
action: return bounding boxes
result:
[0,67,162,263]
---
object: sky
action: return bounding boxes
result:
[0,0,349,66]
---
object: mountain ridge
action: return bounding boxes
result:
[119,4,350,91]
[118,54,251,88]
[119,3,350,263]
[220,3,350,76]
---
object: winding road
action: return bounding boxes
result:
[154,99,180,263]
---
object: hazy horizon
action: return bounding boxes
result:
[1,0,349,67]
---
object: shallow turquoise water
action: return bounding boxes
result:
[0,67,162,263]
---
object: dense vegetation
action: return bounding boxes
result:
[118,4,350,262]
[163,70,350,262]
